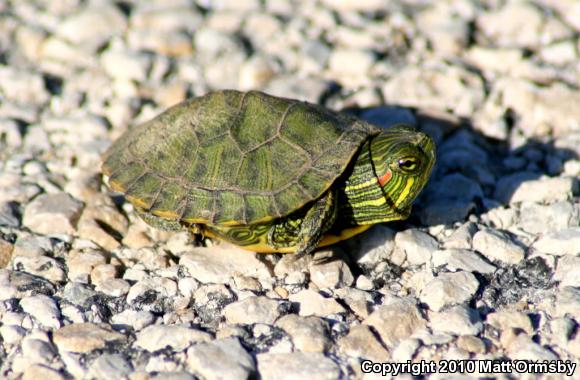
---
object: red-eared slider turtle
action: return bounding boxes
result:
[102,90,435,256]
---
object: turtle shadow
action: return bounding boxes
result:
[339,103,578,229]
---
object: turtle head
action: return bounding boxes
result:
[369,124,436,217]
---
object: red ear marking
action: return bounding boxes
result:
[378,170,392,186]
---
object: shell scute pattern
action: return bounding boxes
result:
[102,90,379,225]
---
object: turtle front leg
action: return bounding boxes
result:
[272,190,337,259]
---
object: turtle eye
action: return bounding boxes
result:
[397,157,419,173]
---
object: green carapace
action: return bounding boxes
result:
[102,90,436,256]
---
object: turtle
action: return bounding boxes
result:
[102,90,436,257]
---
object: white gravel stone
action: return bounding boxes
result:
[223,296,285,325]
[382,65,485,118]
[186,337,255,380]
[288,289,346,317]
[487,311,533,335]
[21,338,57,364]
[53,323,126,353]
[100,47,151,82]
[22,193,84,235]
[328,48,375,85]
[419,271,479,312]
[12,256,66,283]
[320,0,386,12]
[0,67,49,105]
[180,246,271,284]
[19,295,61,329]
[395,229,438,266]
[472,228,525,264]
[111,309,155,331]
[391,338,421,362]
[257,351,340,380]
[432,249,496,274]
[275,314,330,353]
[135,324,212,352]
[0,324,26,345]
[56,3,128,49]
[126,277,178,310]
[509,177,577,203]
[429,305,483,336]
[309,255,354,289]
[364,297,426,348]
[519,201,577,234]
[88,353,133,380]
[554,256,580,287]
[338,324,390,361]
[554,287,580,320]
[533,228,580,256]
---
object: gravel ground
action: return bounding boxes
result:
[0,0,579,379]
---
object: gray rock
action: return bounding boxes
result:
[257,352,340,380]
[0,201,20,227]
[288,289,346,317]
[382,65,485,118]
[509,177,577,203]
[364,297,426,348]
[66,249,108,283]
[349,225,396,266]
[506,333,558,361]
[429,305,483,335]
[95,278,131,297]
[486,310,533,334]
[395,229,438,266]
[309,253,354,289]
[12,256,66,283]
[88,353,133,380]
[555,255,580,287]
[56,3,128,49]
[19,294,61,329]
[111,309,155,331]
[337,324,390,361]
[520,201,579,234]
[442,222,478,249]
[333,287,373,319]
[328,48,375,85]
[554,287,580,320]
[22,193,84,235]
[0,324,26,345]
[0,67,50,105]
[533,228,580,256]
[472,228,525,264]
[193,284,236,324]
[21,364,65,380]
[494,172,538,204]
[456,335,486,354]
[53,323,126,353]
[135,324,212,352]
[180,246,271,284]
[419,271,479,311]
[275,314,330,353]
[391,338,421,362]
[186,338,255,380]
[431,248,496,274]
[223,296,286,325]
[126,277,178,312]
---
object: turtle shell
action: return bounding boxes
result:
[102,90,379,225]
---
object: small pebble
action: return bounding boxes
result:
[419,271,479,311]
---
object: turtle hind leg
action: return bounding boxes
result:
[288,191,338,260]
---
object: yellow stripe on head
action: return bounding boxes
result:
[395,177,414,207]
